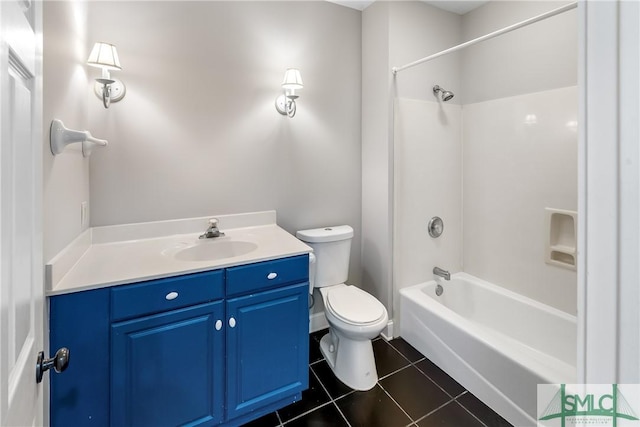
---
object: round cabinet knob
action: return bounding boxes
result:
[267,272,278,280]
[36,347,70,384]
[215,320,223,331]
[165,291,179,301]
[228,317,236,328]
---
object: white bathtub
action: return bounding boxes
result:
[399,273,576,426]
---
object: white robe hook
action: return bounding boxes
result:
[50,119,108,157]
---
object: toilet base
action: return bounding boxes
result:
[319,332,378,391]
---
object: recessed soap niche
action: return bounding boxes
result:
[545,208,577,270]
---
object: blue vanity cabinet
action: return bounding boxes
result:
[50,287,111,427]
[111,301,225,427]
[109,270,225,427]
[49,255,309,427]
[225,255,310,421]
[49,270,225,427]
[226,283,309,419]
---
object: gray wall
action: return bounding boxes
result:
[43,1,91,261]
[390,1,462,103]
[461,0,577,104]
[362,1,461,318]
[44,2,363,286]
[361,1,392,311]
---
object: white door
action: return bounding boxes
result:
[0,0,44,425]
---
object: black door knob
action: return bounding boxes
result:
[36,347,70,383]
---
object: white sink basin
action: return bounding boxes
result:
[169,240,258,262]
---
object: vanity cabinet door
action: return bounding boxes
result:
[226,282,309,420]
[50,288,110,427]
[110,301,225,427]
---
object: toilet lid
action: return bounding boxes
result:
[326,286,386,325]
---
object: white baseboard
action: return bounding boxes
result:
[309,312,329,333]
[380,319,394,341]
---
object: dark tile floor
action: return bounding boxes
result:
[243,329,513,427]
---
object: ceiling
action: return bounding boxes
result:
[328,0,489,15]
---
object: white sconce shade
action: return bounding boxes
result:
[276,68,303,118]
[87,42,122,71]
[87,42,125,108]
[281,68,303,90]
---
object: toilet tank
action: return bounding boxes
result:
[296,225,353,288]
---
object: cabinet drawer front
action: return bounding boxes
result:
[111,270,224,321]
[226,255,308,297]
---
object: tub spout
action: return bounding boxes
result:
[433,267,450,281]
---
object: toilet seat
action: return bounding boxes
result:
[325,286,386,326]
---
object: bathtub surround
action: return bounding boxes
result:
[393,89,578,317]
[463,87,578,313]
[388,1,578,318]
[393,97,463,302]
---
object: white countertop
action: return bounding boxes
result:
[46,211,312,296]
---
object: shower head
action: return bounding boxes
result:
[433,85,454,102]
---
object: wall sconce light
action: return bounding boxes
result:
[275,68,303,118]
[87,42,126,108]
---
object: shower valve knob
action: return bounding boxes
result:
[428,216,444,238]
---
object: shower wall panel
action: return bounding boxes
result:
[393,98,463,307]
[462,86,578,314]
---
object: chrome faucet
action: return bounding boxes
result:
[433,266,450,281]
[199,218,225,239]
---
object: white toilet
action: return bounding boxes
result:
[296,225,388,391]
